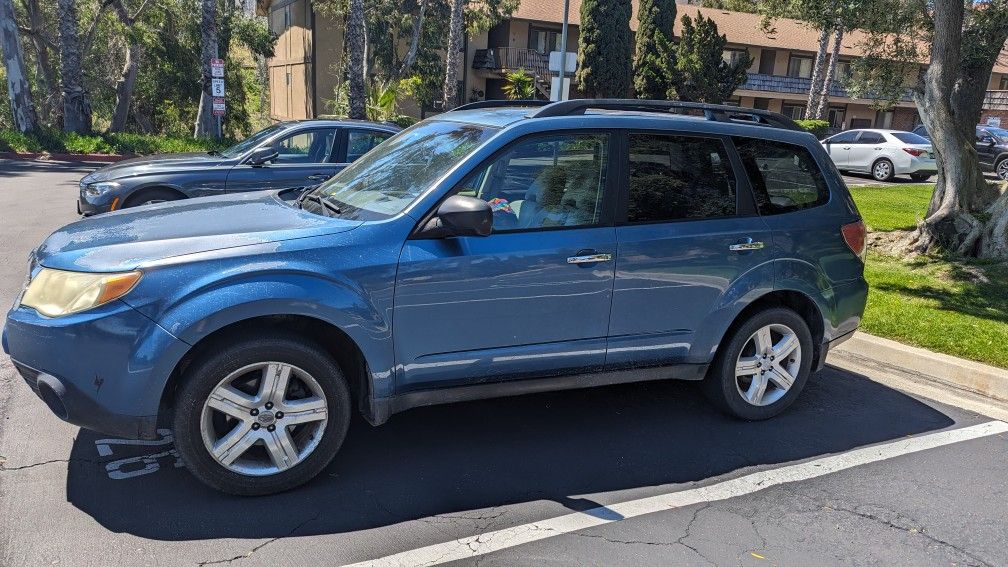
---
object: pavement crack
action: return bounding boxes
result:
[0,457,102,471]
[571,532,679,547]
[196,513,322,566]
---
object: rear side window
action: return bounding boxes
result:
[891,132,929,144]
[734,138,830,215]
[627,133,736,222]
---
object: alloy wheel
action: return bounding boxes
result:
[200,362,328,476]
[734,324,802,407]
[998,160,1008,180]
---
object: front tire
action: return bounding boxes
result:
[172,334,352,495]
[996,158,1008,180]
[871,158,895,182]
[702,308,814,420]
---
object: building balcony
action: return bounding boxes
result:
[473,47,551,79]
[984,90,1008,111]
[741,73,914,103]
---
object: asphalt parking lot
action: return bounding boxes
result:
[2,159,1008,567]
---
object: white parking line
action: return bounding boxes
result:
[345,420,1008,567]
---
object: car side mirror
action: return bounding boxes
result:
[418,195,493,238]
[247,146,280,166]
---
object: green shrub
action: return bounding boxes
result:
[794,119,830,139]
[0,128,231,156]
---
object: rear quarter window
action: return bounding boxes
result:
[733,138,830,215]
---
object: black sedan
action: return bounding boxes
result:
[77,119,401,215]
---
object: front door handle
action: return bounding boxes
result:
[567,252,613,264]
[729,239,765,252]
[307,174,330,181]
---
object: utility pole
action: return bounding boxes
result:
[556,0,571,101]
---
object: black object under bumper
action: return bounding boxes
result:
[12,359,159,440]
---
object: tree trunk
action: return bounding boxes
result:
[346,0,366,119]
[442,0,464,110]
[194,0,219,138]
[804,28,830,119]
[109,41,140,132]
[58,0,91,133]
[1,0,38,132]
[21,0,57,124]
[905,1,1008,257]
[813,25,844,120]
[395,0,426,81]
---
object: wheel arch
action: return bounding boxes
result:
[158,314,380,429]
[122,184,188,207]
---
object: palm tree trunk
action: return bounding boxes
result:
[804,28,829,119]
[0,0,37,132]
[442,0,464,110]
[395,0,426,81]
[58,0,91,133]
[346,0,366,118]
[813,25,843,120]
[194,0,219,138]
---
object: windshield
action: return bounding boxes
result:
[312,120,497,220]
[220,124,287,158]
[892,132,930,144]
[986,127,1008,141]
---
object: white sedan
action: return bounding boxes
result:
[821,129,936,182]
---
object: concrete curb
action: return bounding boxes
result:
[830,332,1008,404]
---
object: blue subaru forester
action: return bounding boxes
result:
[3,100,868,495]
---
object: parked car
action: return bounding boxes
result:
[912,124,1008,180]
[5,100,868,495]
[821,129,936,182]
[77,119,401,215]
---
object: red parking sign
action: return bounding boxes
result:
[210,58,224,78]
[212,97,225,116]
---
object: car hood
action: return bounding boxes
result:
[82,152,231,183]
[35,191,362,272]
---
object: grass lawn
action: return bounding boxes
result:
[860,254,1008,368]
[847,183,932,231]
[847,183,1008,368]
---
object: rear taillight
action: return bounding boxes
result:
[902,148,925,157]
[842,220,867,261]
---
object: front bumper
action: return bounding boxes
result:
[3,301,190,440]
[78,183,120,216]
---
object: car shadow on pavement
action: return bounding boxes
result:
[65,366,955,541]
[0,159,97,179]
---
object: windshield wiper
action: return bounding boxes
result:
[298,191,342,216]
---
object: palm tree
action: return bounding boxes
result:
[58,0,91,133]
[442,0,464,110]
[346,0,367,119]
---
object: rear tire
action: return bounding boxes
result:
[909,173,932,182]
[172,334,352,495]
[871,158,895,182]
[702,308,814,421]
[996,158,1008,180]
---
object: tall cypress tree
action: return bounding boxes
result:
[576,0,633,98]
[666,14,752,104]
[633,0,676,99]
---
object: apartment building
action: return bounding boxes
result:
[261,0,1008,130]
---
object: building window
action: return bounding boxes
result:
[283,5,291,29]
[529,27,561,55]
[835,60,854,82]
[999,76,1008,90]
[786,55,813,79]
[753,97,771,110]
[781,103,806,120]
[875,110,893,129]
[722,48,749,68]
[827,106,846,129]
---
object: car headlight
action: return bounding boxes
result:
[85,181,120,197]
[20,268,142,317]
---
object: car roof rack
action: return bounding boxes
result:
[451,100,552,112]
[527,99,802,131]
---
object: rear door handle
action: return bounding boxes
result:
[567,252,613,264]
[729,239,765,252]
[307,174,330,181]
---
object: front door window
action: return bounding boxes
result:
[271,129,337,164]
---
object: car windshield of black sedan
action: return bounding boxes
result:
[219,124,286,158]
[312,120,496,220]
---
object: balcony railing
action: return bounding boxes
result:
[984,90,1008,111]
[741,73,914,103]
[473,48,551,80]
